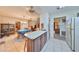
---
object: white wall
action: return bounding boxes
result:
[40,13,55,39]
[52,8,79,17]
[40,13,49,40]
[49,16,54,38]
[40,13,49,31]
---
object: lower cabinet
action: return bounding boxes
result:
[24,32,47,52]
[0,24,1,38]
[40,34,45,50]
[33,37,41,52]
[27,39,33,52]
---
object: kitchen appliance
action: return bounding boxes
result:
[66,17,79,51]
[74,17,79,52]
[66,17,75,51]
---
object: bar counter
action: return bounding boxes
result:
[24,31,47,52]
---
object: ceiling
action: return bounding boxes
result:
[0,6,40,20]
[37,6,79,16]
[0,6,79,20]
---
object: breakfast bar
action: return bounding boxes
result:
[24,31,47,52]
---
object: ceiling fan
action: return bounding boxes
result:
[24,6,39,19]
[29,6,36,13]
[28,6,40,16]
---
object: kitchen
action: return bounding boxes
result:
[1,6,79,52]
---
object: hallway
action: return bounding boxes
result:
[41,38,72,52]
[41,32,72,52]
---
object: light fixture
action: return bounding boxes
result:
[25,6,39,20]
[57,6,64,10]
[59,6,64,8]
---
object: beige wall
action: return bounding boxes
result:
[0,16,29,30]
[0,16,20,24]
[0,15,39,30]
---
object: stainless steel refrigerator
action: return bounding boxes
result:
[74,17,79,52]
[66,17,75,51]
[66,17,79,52]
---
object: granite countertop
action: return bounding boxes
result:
[24,31,47,40]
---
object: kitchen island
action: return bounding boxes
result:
[24,31,47,52]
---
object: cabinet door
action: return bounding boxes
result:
[0,24,1,38]
[33,37,40,52]
[44,33,47,45]
[40,34,45,49]
[40,32,47,50]
[27,39,33,52]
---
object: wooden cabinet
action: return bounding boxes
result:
[25,37,41,52]
[33,37,41,52]
[0,24,1,38]
[24,32,47,52]
[0,23,15,38]
[40,34,44,49]
[44,33,47,44]
[27,39,33,52]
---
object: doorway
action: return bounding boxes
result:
[54,18,60,39]
[16,22,21,31]
[53,16,66,40]
[54,18,60,34]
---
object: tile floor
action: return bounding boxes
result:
[0,34,25,52]
[41,33,72,52]
[0,32,72,52]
